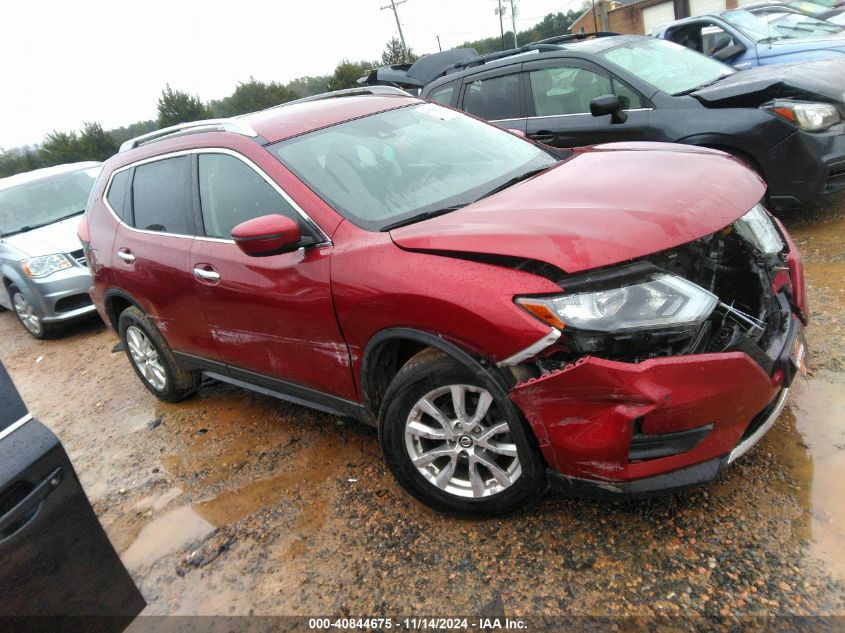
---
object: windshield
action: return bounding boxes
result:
[602,38,733,96]
[270,103,557,231]
[0,167,100,236]
[764,10,844,36]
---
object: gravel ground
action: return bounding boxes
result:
[1,196,844,621]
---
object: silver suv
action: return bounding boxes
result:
[0,162,101,338]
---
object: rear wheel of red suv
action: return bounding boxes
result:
[118,306,200,403]
[380,351,546,518]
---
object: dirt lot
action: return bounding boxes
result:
[1,197,844,619]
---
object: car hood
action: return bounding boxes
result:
[1,215,85,258]
[390,143,766,274]
[693,58,845,105]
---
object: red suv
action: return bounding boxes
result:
[81,87,807,517]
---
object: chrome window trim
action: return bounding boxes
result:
[101,148,331,246]
[490,108,654,123]
[0,413,32,442]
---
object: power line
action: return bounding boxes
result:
[381,0,410,63]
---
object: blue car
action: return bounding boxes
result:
[655,8,845,69]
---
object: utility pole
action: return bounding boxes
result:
[509,0,518,47]
[495,0,505,50]
[436,35,442,51]
[591,0,598,32]
[381,0,409,62]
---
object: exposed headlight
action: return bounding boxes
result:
[733,204,784,256]
[768,100,841,132]
[517,273,718,333]
[21,254,73,278]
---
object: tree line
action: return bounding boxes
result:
[0,11,576,179]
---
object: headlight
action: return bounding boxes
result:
[733,204,784,256]
[21,254,73,278]
[517,273,718,333]
[767,100,841,132]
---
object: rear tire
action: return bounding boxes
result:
[10,285,62,339]
[379,351,546,518]
[118,306,200,402]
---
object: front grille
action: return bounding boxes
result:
[69,248,87,268]
[54,293,93,313]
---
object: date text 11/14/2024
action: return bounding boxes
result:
[308,617,528,630]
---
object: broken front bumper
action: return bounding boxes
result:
[509,317,805,498]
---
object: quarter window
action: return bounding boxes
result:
[528,66,643,116]
[462,74,521,120]
[198,153,299,239]
[105,169,130,221]
[428,82,457,106]
[131,157,192,234]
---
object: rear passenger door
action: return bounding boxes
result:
[458,66,527,134]
[522,58,655,148]
[189,150,355,401]
[111,154,217,361]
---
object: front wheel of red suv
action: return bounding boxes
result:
[118,306,200,403]
[379,351,546,518]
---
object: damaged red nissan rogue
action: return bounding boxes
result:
[81,87,808,517]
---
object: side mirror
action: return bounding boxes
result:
[231,214,302,257]
[589,94,628,124]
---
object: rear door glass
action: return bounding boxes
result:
[462,74,521,120]
[131,156,192,234]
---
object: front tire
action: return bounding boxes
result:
[10,285,61,339]
[118,306,200,402]
[379,351,546,518]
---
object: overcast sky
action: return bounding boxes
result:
[0,0,581,149]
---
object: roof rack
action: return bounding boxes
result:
[274,85,412,108]
[452,32,620,70]
[118,119,260,153]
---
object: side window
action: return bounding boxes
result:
[131,156,192,234]
[105,169,130,221]
[529,66,612,116]
[198,153,300,239]
[428,82,457,106]
[529,66,642,116]
[462,74,521,121]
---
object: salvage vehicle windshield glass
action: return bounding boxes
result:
[724,8,843,40]
[270,103,558,231]
[602,39,733,96]
[0,167,99,236]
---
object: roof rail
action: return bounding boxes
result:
[452,32,620,70]
[118,119,260,153]
[274,85,412,108]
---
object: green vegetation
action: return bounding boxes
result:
[0,12,576,178]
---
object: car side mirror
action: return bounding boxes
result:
[590,94,628,124]
[231,214,302,257]
[713,43,746,62]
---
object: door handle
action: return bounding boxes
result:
[0,468,63,545]
[529,132,555,144]
[193,266,221,282]
[116,249,135,263]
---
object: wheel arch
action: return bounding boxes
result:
[361,327,515,423]
[103,289,143,332]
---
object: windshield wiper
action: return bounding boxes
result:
[381,204,469,231]
[674,73,733,96]
[474,167,551,203]
[3,210,86,237]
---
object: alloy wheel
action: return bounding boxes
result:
[12,292,42,336]
[125,325,167,391]
[404,384,521,498]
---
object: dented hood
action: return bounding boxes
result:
[692,59,845,106]
[390,143,766,274]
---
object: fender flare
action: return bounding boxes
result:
[102,288,144,331]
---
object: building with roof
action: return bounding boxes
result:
[570,0,754,35]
